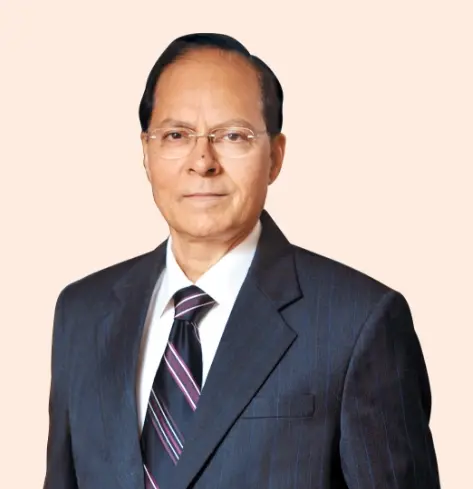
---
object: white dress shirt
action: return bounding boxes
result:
[136,220,262,431]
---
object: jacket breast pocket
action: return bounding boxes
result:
[240,394,316,419]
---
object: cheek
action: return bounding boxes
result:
[237,158,270,190]
[231,164,270,203]
[148,160,176,194]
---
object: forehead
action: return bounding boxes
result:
[151,49,264,127]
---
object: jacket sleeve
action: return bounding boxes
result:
[43,287,78,489]
[339,290,441,488]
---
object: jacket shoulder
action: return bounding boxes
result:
[58,248,158,304]
[292,244,397,306]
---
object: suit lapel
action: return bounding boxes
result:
[95,210,300,489]
[98,241,167,489]
[168,210,302,489]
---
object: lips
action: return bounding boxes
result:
[184,193,227,197]
[182,193,228,206]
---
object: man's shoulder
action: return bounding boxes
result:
[291,244,396,303]
[58,248,157,304]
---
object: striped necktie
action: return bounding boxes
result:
[141,285,216,489]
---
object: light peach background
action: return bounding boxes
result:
[1,1,471,487]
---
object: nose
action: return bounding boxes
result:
[188,135,221,176]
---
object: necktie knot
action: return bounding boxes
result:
[173,285,215,323]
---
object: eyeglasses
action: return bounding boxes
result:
[144,126,268,159]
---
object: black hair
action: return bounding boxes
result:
[138,33,283,136]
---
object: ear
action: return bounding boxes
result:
[141,132,152,183]
[268,133,286,185]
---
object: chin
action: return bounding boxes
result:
[175,215,234,240]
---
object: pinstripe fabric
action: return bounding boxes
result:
[43,210,440,489]
[141,286,215,489]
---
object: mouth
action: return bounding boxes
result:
[182,193,228,206]
[184,193,227,198]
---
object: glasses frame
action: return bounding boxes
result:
[144,126,269,159]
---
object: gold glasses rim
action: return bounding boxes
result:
[143,126,270,159]
[146,126,268,138]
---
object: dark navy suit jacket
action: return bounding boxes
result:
[43,209,441,488]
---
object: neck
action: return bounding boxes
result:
[170,225,255,283]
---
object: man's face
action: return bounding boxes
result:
[141,48,285,241]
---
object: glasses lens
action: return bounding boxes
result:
[148,127,258,159]
[149,128,193,159]
[213,128,255,158]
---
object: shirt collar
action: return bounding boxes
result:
[156,220,262,318]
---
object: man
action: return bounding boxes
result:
[43,33,441,489]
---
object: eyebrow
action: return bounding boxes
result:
[157,118,257,131]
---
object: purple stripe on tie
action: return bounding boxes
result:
[164,355,198,410]
[144,464,160,489]
[151,388,185,441]
[167,342,201,394]
[164,346,200,405]
[149,394,183,453]
[149,408,179,464]
[174,292,207,310]
[174,300,215,319]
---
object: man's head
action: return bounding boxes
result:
[139,33,286,242]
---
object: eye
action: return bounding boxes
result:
[226,131,243,142]
[162,129,190,141]
[219,128,251,143]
